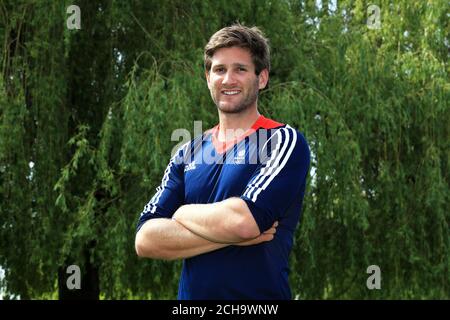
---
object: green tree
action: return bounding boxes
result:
[0,0,448,299]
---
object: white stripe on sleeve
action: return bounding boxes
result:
[243,126,297,203]
[142,141,189,215]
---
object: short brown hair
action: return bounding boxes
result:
[204,23,270,75]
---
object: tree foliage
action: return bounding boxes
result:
[0,0,448,299]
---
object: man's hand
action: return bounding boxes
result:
[236,221,278,246]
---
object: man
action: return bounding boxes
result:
[135,24,310,300]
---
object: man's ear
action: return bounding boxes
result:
[205,70,211,89]
[258,69,269,90]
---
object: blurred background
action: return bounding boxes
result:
[0,0,448,299]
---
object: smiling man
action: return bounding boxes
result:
[135,24,310,300]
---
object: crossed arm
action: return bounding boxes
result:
[135,197,277,260]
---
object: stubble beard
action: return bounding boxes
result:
[212,79,259,114]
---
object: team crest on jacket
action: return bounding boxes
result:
[184,162,196,172]
[233,149,246,164]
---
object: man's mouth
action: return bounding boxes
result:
[221,90,241,96]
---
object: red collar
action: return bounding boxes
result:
[208,115,283,154]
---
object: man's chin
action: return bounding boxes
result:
[217,102,248,114]
[218,106,244,114]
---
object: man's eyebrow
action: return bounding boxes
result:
[233,63,249,67]
[212,63,250,69]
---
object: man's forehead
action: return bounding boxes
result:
[210,47,253,66]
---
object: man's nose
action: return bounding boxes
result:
[222,71,236,86]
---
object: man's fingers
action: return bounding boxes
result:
[238,222,279,246]
[237,232,275,246]
[264,221,279,234]
[263,227,276,234]
[260,233,274,242]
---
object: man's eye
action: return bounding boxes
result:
[238,67,247,72]
[215,68,225,73]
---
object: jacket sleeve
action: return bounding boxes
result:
[240,126,310,232]
[136,143,188,232]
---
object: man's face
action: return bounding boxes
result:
[206,47,268,114]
